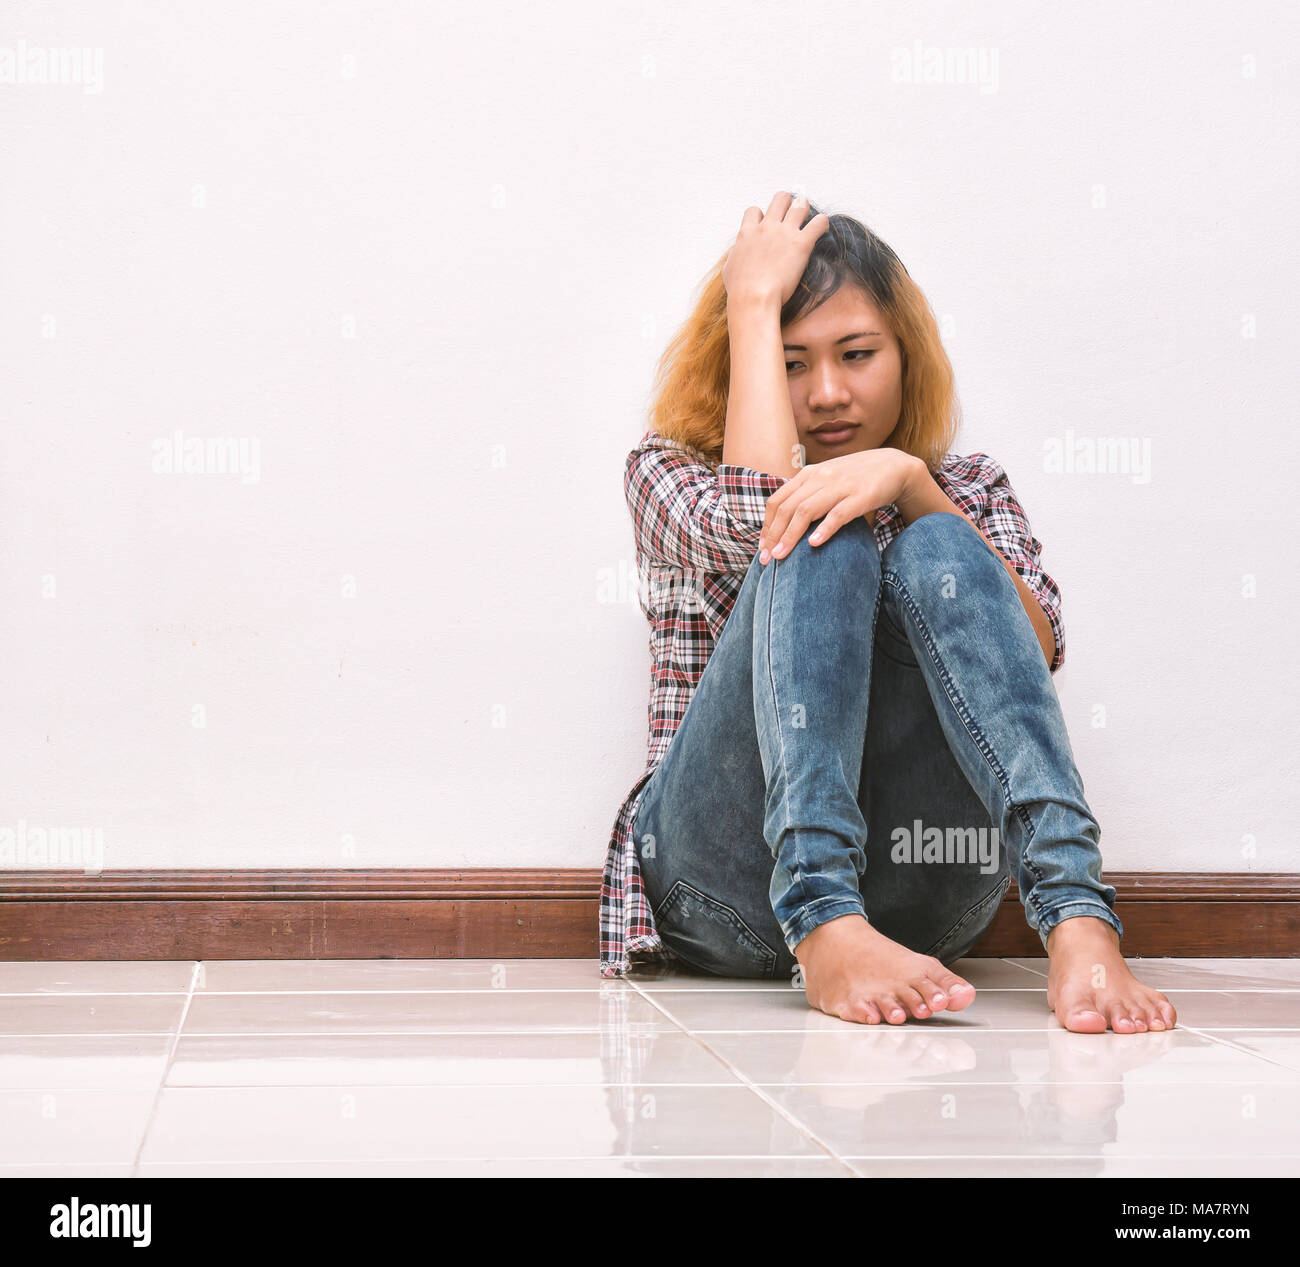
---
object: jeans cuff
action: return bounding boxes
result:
[1036,902,1124,952]
[781,895,867,956]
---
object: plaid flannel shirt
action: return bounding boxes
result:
[599,428,1066,979]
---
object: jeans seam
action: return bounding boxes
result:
[924,873,1010,958]
[764,558,807,912]
[881,569,1052,934]
[655,879,780,977]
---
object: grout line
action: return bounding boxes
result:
[625,979,864,1178]
[139,1077,1300,1089]
[837,1153,1300,1160]
[5,985,1300,999]
[0,987,639,998]
[1178,1024,1300,1074]
[105,1154,871,1166]
[45,1153,1300,1172]
[999,957,1048,979]
[6,1025,1300,1038]
[7,1023,1300,1034]
[129,962,201,1177]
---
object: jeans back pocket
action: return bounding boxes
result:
[653,879,778,979]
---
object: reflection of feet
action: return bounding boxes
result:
[1045,1028,1178,1122]
[1045,917,1178,1034]
[794,914,976,1024]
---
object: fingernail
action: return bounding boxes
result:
[772,543,786,558]
[759,549,769,564]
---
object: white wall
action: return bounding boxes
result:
[1,1,1296,876]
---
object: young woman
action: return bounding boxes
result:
[601,190,1176,1035]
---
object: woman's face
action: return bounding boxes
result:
[782,283,904,464]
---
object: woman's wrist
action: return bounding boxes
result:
[894,455,940,521]
[726,291,783,320]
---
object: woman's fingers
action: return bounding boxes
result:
[767,189,797,219]
[779,191,807,222]
[801,211,831,240]
[761,492,834,562]
[807,508,845,545]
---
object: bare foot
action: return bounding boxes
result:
[794,913,976,1024]
[1045,916,1178,1034]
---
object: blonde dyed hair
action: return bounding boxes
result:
[647,201,960,472]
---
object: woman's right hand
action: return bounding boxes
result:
[721,191,830,308]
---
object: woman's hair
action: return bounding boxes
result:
[646,199,960,472]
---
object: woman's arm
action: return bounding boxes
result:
[719,192,829,478]
[624,439,788,575]
[722,293,801,479]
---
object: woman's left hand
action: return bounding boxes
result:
[758,448,924,563]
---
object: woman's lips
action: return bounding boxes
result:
[811,426,857,446]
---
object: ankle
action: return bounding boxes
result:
[794,912,874,961]
[1046,915,1120,955]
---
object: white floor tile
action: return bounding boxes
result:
[1199,1031,1300,1071]
[137,1156,854,1177]
[181,988,676,1036]
[700,1026,1300,1085]
[648,984,1064,1031]
[196,959,618,993]
[1006,958,1300,991]
[0,1162,135,1177]
[0,1089,156,1165]
[1,956,1294,1175]
[0,1036,173,1089]
[1152,992,1300,1028]
[841,1155,1300,1177]
[762,1082,1300,1158]
[0,961,196,994]
[166,1029,737,1087]
[628,957,1046,992]
[137,1084,828,1163]
[0,994,188,1036]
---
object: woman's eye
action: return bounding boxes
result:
[786,351,875,371]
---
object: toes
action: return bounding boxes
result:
[916,976,949,1012]
[1061,1005,1108,1034]
[897,985,931,1019]
[877,993,908,1024]
[839,996,881,1025]
[940,977,977,1012]
[1109,1005,1138,1033]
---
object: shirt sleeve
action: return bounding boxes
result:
[624,440,789,575]
[970,454,1066,673]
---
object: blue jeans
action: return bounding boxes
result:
[633,511,1122,979]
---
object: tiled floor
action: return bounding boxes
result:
[3,957,1299,1177]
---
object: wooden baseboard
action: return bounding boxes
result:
[0,869,1296,960]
